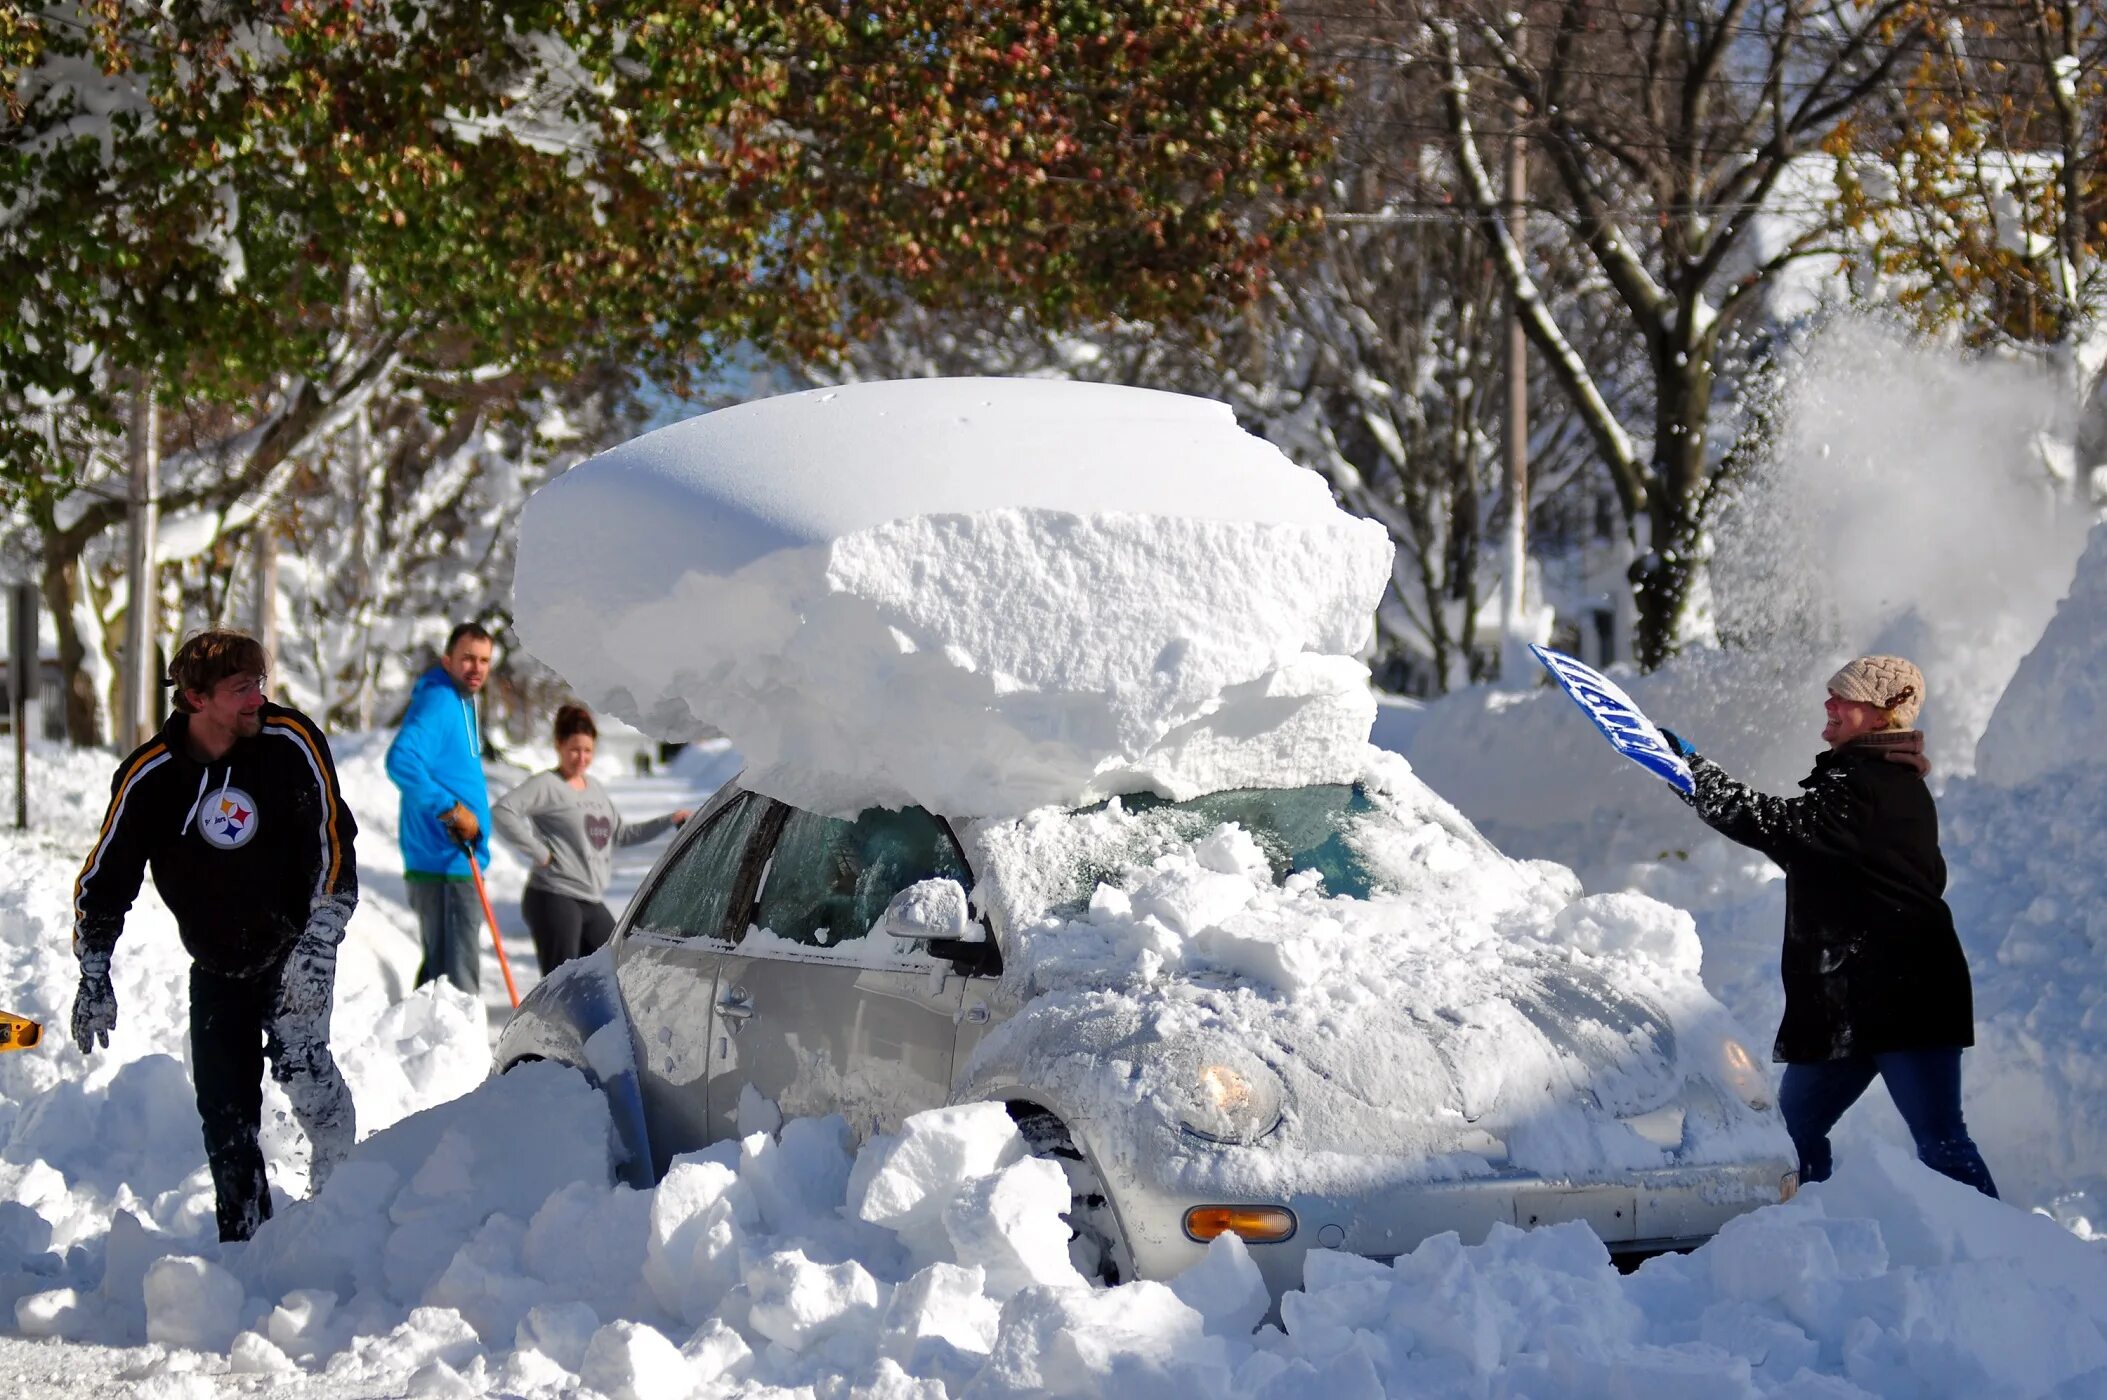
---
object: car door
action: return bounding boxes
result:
[617,789,774,1173]
[706,802,971,1143]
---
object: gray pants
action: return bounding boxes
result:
[409,878,482,994]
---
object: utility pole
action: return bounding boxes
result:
[254,521,279,663]
[1499,91,1534,685]
[121,373,159,749]
[11,582,36,830]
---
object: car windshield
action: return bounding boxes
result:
[1045,784,1378,913]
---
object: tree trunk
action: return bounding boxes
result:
[41,548,104,746]
[1631,361,1713,667]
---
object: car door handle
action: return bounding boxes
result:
[716,990,753,1021]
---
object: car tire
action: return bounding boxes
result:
[1009,1104,1131,1286]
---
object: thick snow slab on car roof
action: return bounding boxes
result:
[516,378,1394,817]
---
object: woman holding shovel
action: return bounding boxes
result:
[493,705,690,976]
[1661,655,1997,1198]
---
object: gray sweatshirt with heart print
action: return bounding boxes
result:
[490,772,678,904]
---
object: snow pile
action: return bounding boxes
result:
[13,1066,2103,1398]
[1932,525,2107,1225]
[0,711,2101,1395]
[514,378,1395,817]
[1975,520,2107,788]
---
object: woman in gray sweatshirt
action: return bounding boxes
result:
[491,705,691,975]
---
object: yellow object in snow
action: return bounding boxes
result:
[0,1011,41,1052]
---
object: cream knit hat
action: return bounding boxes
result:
[1826,654,1925,729]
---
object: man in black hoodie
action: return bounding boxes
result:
[70,630,359,1241]
[1663,654,1996,1197]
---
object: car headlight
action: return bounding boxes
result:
[1719,1037,1773,1112]
[1156,1042,1285,1146]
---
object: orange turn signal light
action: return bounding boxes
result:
[1779,1172,1800,1202]
[1183,1205,1297,1244]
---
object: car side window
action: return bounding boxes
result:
[749,805,970,949]
[630,791,772,941]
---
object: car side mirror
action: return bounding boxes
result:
[877,878,984,945]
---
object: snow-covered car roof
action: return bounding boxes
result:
[534,378,1357,571]
[515,378,1394,818]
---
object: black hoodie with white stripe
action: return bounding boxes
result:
[73,703,359,978]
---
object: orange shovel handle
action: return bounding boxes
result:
[460,840,521,1009]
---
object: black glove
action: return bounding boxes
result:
[1659,728,1699,760]
[71,948,117,1053]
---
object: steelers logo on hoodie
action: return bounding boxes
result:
[198,788,261,850]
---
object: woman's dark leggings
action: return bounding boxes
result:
[1778,1047,1998,1197]
[519,886,616,977]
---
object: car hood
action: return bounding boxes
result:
[1259,958,1682,1159]
[960,749,1783,1183]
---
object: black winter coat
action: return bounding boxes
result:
[1686,741,1974,1063]
[73,703,358,977]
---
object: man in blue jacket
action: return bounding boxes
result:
[387,623,495,993]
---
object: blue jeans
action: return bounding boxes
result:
[1779,1048,1997,1197]
[408,878,482,994]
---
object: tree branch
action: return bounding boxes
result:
[1439,23,1646,525]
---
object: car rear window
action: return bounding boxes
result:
[749,805,972,948]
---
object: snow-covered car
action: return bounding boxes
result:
[497,762,1796,1295]
[497,377,1797,1297]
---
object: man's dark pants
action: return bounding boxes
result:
[1778,1047,1999,1197]
[408,876,482,993]
[191,960,284,1242]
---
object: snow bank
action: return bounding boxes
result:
[1932,533,2107,1222]
[17,1070,2103,1399]
[514,379,1394,817]
[1975,520,2107,788]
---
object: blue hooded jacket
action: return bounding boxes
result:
[386,666,492,877]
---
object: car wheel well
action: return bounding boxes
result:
[1004,1100,1130,1286]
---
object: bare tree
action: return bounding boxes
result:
[1334,0,1947,665]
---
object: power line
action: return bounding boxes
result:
[1297,5,2103,71]
[1318,45,2093,94]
